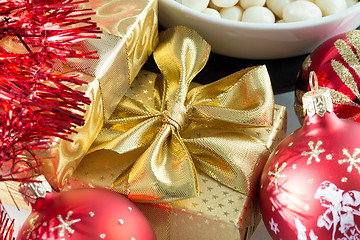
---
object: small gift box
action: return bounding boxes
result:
[0,0,158,207]
[68,26,287,239]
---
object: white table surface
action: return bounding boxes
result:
[4,90,301,239]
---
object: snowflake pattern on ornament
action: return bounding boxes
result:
[301,141,325,165]
[338,148,360,175]
[315,181,360,240]
[50,211,81,237]
[268,162,287,189]
[269,218,280,234]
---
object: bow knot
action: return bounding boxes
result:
[162,104,188,131]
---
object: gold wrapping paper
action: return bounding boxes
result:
[38,0,158,190]
[69,26,287,206]
[135,170,264,240]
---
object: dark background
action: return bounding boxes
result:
[144,26,360,94]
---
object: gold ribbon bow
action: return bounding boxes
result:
[89,26,275,202]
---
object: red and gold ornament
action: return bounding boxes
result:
[17,178,156,240]
[295,30,360,124]
[260,72,360,240]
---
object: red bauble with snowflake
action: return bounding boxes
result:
[260,74,360,240]
[16,187,156,240]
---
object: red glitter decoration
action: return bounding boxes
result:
[0,0,100,181]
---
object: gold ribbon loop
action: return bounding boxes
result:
[88,26,275,202]
[154,26,210,93]
[187,67,274,127]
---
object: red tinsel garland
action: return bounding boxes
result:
[0,202,14,240]
[0,0,100,181]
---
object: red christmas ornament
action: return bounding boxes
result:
[16,179,156,240]
[295,30,360,125]
[260,73,360,240]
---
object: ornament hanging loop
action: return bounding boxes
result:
[309,71,319,92]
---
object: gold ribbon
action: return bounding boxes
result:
[89,26,275,202]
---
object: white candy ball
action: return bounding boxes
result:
[283,1,322,22]
[182,0,210,12]
[242,6,275,23]
[208,0,222,11]
[266,0,293,18]
[239,0,266,9]
[314,0,347,16]
[211,0,239,8]
[220,6,243,21]
[345,0,358,7]
[202,8,221,18]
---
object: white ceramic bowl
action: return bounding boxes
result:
[159,0,360,59]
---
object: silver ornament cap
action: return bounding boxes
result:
[302,71,333,117]
[19,175,52,205]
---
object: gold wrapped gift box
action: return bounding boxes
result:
[0,0,158,206]
[69,100,286,240]
[67,27,287,239]
[45,0,158,190]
